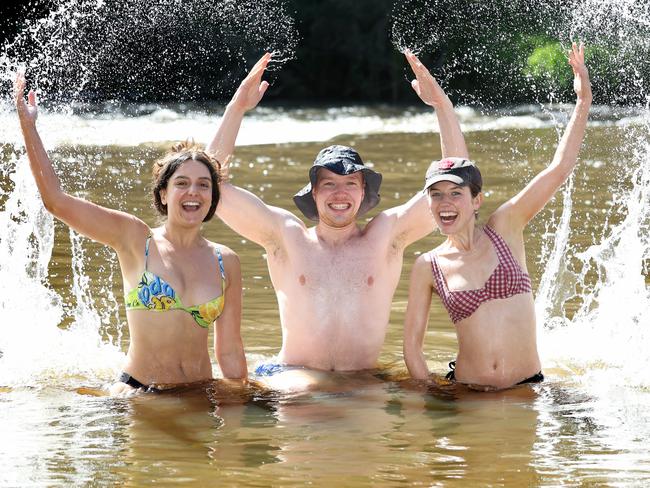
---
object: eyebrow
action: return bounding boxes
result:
[172,175,212,181]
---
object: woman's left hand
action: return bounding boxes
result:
[568,42,592,102]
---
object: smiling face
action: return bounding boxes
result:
[159,159,213,226]
[312,169,365,227]
[427,180,483,234]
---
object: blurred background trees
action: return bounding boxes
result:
[0,0,642,105]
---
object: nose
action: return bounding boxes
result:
[187,182,203,194]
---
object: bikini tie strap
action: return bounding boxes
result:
[216,247,226,282]
[144,235,152,271]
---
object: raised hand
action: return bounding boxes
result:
[568,42,592,102]
[229,52,271,112]
[14,70,38,126]
[404,49,448,108]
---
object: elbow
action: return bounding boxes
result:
[41,192,67,217]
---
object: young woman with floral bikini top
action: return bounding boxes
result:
[13,55,265,394]
[403,43,592,390]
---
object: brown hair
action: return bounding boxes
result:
[152,141,221,222]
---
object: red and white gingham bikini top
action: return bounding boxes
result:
[430,225,532,324]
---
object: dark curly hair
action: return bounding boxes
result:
[152,141,221,222]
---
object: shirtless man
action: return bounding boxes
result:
[208,52,468,383]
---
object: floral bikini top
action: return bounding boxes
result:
[430,225,532,324]
[124,236,226,328]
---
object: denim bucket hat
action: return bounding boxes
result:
[293,145,382,221]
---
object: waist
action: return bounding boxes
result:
[122,352,212,385]
[280,343,380,371]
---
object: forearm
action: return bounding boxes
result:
[216,340,248,379]
[206,102,247,167]
[433,97,469,159]
[20,121,65,210]
[550,97,591,178]
[404,341,431,380]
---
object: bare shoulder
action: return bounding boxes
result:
[362,210,396,242]
[410,252,435,285]
[115,219,152,270]
[485,212,526,254]
[209,242,241,271]
[265,204,307,245]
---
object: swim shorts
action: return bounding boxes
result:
[254,363,304,377]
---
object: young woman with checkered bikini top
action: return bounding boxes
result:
[403,42,592,390]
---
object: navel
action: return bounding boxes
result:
[299,274,306,286]
[367,276,374,287]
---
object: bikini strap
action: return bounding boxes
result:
[216,247,226,283]
[144,235,152,271]
[483,225,513,264]
[428,250,446,295]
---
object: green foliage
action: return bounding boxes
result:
[525,41,573,94]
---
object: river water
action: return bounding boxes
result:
[1,102,649,486]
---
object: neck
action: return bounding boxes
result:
[160,221,204,248]
[314,220,361,246]
[446,223,481,253]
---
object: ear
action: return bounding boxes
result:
[473,192,484,210]
[160,188,167,206]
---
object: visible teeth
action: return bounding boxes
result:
[440,211,457,217]
[330,203,350,210]
[182,202,200,208]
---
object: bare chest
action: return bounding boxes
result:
[269,237,399,299]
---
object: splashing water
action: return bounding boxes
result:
[0,0,298,105]
[0,0,298,388]
[537,123,650,388]
[533,0,650,388]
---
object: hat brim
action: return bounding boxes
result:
[293,166,382,221]
[423,174,465,192]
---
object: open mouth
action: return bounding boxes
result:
[328,202,352,211]
[181,201,202,212]
[439,211,458,224]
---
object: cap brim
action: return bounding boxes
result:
[423,174,465,192]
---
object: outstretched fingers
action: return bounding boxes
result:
[403,49,445,107]
[567,41,591,101]
[13,69,26,103]
[246,52,271,81]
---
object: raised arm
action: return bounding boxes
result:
[14,71,147,252]
[405,49,469,159]
[403,254,436,380]
[494,42,592,229]
[379,51,471,247]
[209,54,302,248]
[206,53,270,170]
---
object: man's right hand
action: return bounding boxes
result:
[228,52,271,113]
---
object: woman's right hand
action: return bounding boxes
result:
[228,52,271,113]
[14,70,38,126]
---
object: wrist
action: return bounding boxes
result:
[19,118,37,131]
[225,100,248,116]
[431,96,453,110]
